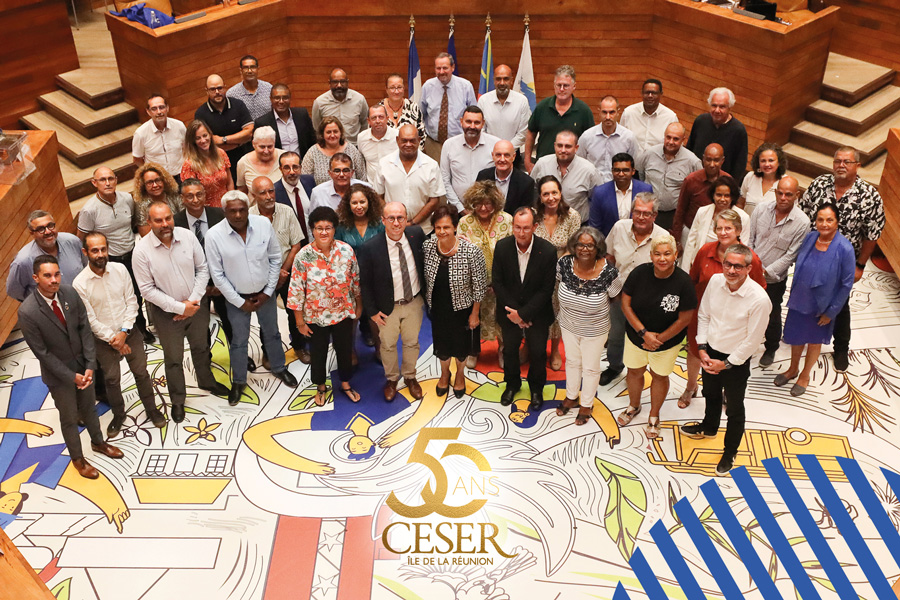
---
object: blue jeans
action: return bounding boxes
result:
[225,295,286,383]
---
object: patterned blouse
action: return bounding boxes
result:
[301,143,368,185]
[378,97,426,149]
[180,149,231,208]
[423,237,488,312]
[798,174,885,256]
[457,212,512,282]
[556,255,622,337]
[535,209,582,258]
[287,239,360,326]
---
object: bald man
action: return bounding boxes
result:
[636,121,701,230]
[477,64,532,152]
[476,140,536,214]
[195,73,254,178]
[670,143,730,242]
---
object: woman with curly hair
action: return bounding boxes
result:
[180,120,234,208]
[457,180,513,368]
[336,183,385,355]
[132,162,182,237]
[301,116,368,184]
[739,142,787,215]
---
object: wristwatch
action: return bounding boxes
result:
[856,262,866,271]
[120,327,131,334]
[723,358,734,370]
[222,135,228,145]
[698,343,708,352]
[637,328,647,338]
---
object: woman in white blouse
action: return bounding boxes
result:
[738,142,786,216]
[680,175,749,271]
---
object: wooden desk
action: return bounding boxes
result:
[0,131,73,344]
[0,526,56,600]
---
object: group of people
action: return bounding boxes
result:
[8,51,884,480]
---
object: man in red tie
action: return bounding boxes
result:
[18,255,125,480]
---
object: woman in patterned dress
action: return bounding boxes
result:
[534,175,582,371]
[378,73,426,149]
[457,181,513,369]
[301,117,368,185]
[288,206,362,406]
[181,120,234,208]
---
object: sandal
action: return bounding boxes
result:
[617,404,642,426]
[314,385,330,407]
[645,416,660,439]
[678,386,698,409]
[575,407,591,426]
[556,398,579,417]
[341,385,361,403]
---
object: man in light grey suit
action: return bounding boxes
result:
[18,255,125,480]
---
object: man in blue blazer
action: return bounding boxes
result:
[274,151,316,243]
[588,152,652,236]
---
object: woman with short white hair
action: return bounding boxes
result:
[236,125,283,193]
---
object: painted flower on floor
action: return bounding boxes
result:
[184,418,221,444]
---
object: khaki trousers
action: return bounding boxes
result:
[378,295,424,381]
[423,136,444,163]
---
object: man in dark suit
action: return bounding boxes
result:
[359,201,426,401]
[254,84,315,157]
[18,256,124,480]
[274,152,316,238]
[492,206,557,410]
[588,152,653,236]
[476,140,536,215]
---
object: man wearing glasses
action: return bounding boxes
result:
[309,153,370,212]
[312,68,369,144]
[7,211,85,302]
[620,78,680,153]
[132,94,186,179]
[226,55,273,121]
[195,73,254,179]
[798,146,885,373]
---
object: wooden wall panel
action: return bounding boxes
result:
[829,0,900,84]
[879,129,900,272]
[0,0,79,128]
[0,131,74,344]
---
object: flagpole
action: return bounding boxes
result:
[479,13,494,97]
[408,14,422,104]
[448,14,459,75]
[514,13,537,111]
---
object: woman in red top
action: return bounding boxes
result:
[680,208,766,408]
[180,120,234,208]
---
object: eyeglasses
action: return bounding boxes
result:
[207,86,224,92]
[240,64,258,71]
[612,168,633,174]
[387,85,404,92]
[722,261,748,271]
[31,222,56,234]
[94,177,117,184]
[575,243,596,250]
[632,210,655,218]
[331,168,352,174]
[314,226,334,234]
[144,178,163,187]
[833,159,858,166]
[384,215,407,222]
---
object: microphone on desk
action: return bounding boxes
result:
[174,11,206,23]
[237,0,260,4]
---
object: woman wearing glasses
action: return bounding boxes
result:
[132,162,182,237]
[378,73,425,149]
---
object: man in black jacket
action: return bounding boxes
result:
[359,202,426,401]
[492,207,557,410]
[253,84,315,157]
[476,140,536,214]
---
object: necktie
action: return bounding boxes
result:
[438,85,449,143]
[51,299,67,327]
[295,188,310,241]
[396,242,413,302]
[193,219,204,245]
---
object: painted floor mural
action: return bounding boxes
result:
[2,267,900,599]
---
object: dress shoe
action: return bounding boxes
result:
[833,350,849,373]
[406,378,424,400]
[200,381,230,397]
[91,442,124,459]
[142,329,156,345]
[384,379,398,402]
[362,332,375,347]
[435,382,450,396]
[680,423,715,439]
[247,356,257,372]
[72,458,99,479]
[759,350,776,367]
[273,369,298,387]
[106,414,126,438]
[599,367,623,386]
[171,404,185,423]
[297,348,311,364]
[500,387,519,406]
[716,452,736,475]
[146,408,166,428]
[529,391,544,411]
[229,383,245,406]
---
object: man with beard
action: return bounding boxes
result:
[195,73,254,178]
[226,55,273,121]
[440,106,500,214]
[74,232,165,434]
[134,201,228,422]
[477,64,531,154]
[8,210,85,302]
[310,153,370,211]
[253,84,315,156]
[530,130,600,223]
[420,52,477,161]
[671,143,730,244]
[312,68,369,144]
[357,105,398,183]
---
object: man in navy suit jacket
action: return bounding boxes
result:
[273,151,316,245]
[588,152,652,236]
[475,140,536,214]
[253,84,315,157]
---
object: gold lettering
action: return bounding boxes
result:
[381,522,410,554]
[434,521,454,554]
[480,522,517,558]
[456,523,477,554]
[413,522,432,553]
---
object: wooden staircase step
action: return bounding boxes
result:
[20,111,138,169]
[55,67,124,109]
[38,90,138,138]
[785,170,812,194]
[783,143,886,187]
[790,110,900,165]
[821,53,895,107]
[60,154,137,202]
[807,85,900,136]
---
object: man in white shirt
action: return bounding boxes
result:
[309,153,370,212]
[374,124,445,234]
[530,130,601,223]
[133,201,229,423]
[477,64,531,152]
[74,232,165,435]
[620,79,679,153]
[132,94,186,177]
[311,68,368,144]
[440,106,500,213]
[681,244,771,475]
[356,105,398,184]
[577,96,639,185]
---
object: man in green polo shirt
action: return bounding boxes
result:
[524,65,595,172]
